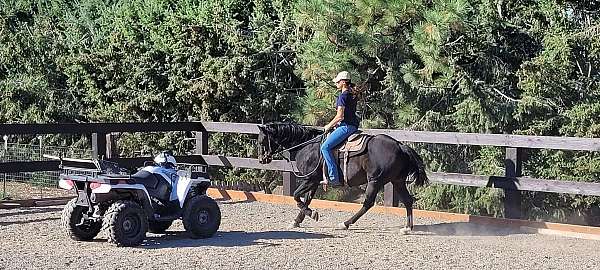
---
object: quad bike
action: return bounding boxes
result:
[48,152,221,247]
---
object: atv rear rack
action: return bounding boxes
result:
[44,154,209,178]
[44,154,124,176]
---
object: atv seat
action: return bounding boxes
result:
[131,170,160,189]
[131,170,172,202]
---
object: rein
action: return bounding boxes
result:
[271,134,324,157]
[268,133,325,179]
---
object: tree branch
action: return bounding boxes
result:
[444,35,464,47]
[497,0,504,19]
[490,87,521,103]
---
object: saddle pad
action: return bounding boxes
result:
[340,133,369,152]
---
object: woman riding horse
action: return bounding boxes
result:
[257,123,428,231]
[321,71,360,186]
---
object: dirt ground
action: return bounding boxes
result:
[2,200,600,270]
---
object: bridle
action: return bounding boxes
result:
[262,131,325,179]
[264,132,276,161]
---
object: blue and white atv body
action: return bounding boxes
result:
[49,154,221,247]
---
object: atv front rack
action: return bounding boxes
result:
[176,163,209,179]
[177,163,207,173]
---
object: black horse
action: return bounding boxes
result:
[257,123,428,232]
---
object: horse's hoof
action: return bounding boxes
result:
[336,222,349,230]
[399,227,411,235]
[310,211,319,222]
[288,222,301,229]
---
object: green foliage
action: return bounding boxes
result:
[1,0,301,124]
[1,0,302,184]
[293,0,426,127]
[292,0,600,223]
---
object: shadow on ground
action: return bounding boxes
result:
[337,222,530,237]
[0,206,62,226]
[413,222,530,236]
[217,199,256,205]
[0,206,62,218]
[142,230,336,248]
[0,217,60,226]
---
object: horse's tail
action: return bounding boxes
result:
[399,144,429,187]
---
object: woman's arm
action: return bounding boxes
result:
[324,106,345,131]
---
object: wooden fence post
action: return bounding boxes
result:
[504,147,525,219]
[195,131,209,156]
[384,182,399,207]
[92,133,106,159]
[105,133,118,159]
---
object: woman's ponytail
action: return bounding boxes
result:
[350,81,366,100]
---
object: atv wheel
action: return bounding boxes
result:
[148,220,173,234]
[103,200,148,247]
[182,195,221,239]
[62,198,101,241]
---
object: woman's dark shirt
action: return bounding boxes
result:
[336,91,360,127]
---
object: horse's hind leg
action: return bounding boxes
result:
[339,180,383,230]
[394,182,415,233]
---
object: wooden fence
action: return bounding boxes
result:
[2,121,600,219]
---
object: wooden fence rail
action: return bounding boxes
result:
[2,121,600,219]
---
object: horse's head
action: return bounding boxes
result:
[257,123,324,164]
[257,125,276,164]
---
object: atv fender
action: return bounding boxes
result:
[176,176,211,208]
[92,184,154,218]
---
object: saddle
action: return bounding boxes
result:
[322,131,372,186]
[339,131,369,152]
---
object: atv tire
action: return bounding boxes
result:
[148,220,173,234]
[182,195,221,239]
[62,198,102,241]
[103,200,148,247]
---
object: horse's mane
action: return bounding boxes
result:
[263,122,323,148]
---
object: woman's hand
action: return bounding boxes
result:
[324,106,344,132]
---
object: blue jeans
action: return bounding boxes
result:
[320,123,358,183]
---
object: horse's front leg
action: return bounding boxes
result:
[292,210,306,228]
[292,193,316,227]
[339,180,383,230]
[291,182,319,228]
